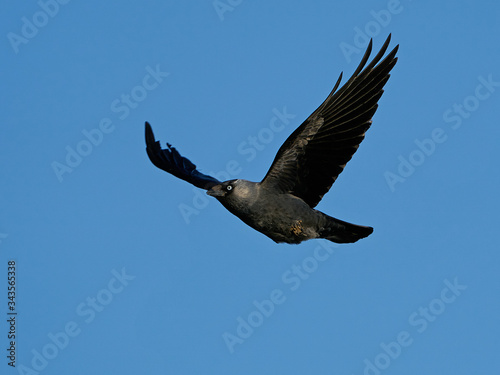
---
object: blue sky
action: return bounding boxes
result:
[1,1,499,374]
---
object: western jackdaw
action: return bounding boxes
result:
[145,35,398,244]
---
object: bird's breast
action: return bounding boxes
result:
[224,193,319,243]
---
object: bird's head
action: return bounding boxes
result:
[206,179,255,201]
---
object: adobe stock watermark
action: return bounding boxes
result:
[16,267,135,374]
[384,73,500,192]
[7,0,71,54]
[350,277,466,375]
[178,106,296,224]
[51,64,169,182]
[222,241,339,354]
[339,0,407,63]
[0,233,8,246]
[213,0,243,21]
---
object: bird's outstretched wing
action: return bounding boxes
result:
[260,34,398,208]
[145,122,221,190]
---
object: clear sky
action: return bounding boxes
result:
[1,1,499,374]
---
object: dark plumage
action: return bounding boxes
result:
[145,35,398,244]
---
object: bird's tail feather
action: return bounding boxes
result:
[318,214,373,243]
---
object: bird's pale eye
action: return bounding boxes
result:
[226,185,233,191]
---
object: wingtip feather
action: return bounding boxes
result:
[145,121,156,148]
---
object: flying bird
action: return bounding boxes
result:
[145,35,398,244]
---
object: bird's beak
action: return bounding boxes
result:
[206,184,225,197]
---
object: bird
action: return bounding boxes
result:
[145,35,398,244]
